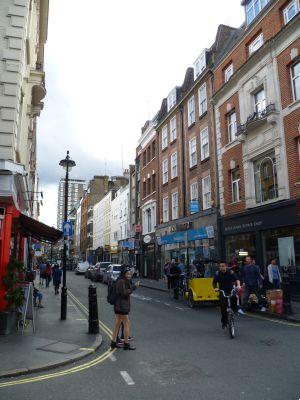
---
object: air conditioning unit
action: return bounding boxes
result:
[0,207,5,220]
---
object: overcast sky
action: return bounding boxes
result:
[38,0,245,228]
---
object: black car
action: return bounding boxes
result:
[91,262,112,282]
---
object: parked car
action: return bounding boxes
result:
[85,265,95,279]
[75,261,89,275]
[102,264,122,284]
[91,262,112,282]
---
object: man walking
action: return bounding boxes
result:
[241,256,266,313]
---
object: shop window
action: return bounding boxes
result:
[225,232,256,261]
[291,61,300,101]
[231,169,241,203]
[254,153,278,203]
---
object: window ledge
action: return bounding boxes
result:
[228,200,242,206]
[170,138,177,145]
[189,164,197,171]
[225,138,239,149]
[162,182,168,187]
[288,98,300,110]
[199,110,208,120]
[201,157,210,164]
[171,176,178,182]
[188,122,196,130]
[161,146,168,153]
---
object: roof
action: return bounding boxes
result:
[19,214,63,244]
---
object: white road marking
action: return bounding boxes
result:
[76,318,87,321]
[175,307,184,310]
[120,371,135,385]
[164,303,171,307]
[109,353,117,362]
[155,300,161,303]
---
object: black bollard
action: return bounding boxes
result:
[88,285,99,334]
[282,278,292,315]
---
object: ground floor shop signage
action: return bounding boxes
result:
[158,226,214,245]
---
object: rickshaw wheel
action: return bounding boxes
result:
[188,290,195,308]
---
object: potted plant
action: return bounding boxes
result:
[0,259,25,335]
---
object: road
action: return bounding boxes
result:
[1,272,300,400]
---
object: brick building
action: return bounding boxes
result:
[213,0,300,288]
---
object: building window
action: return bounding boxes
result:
[147,178,151,195]
[193,51,206,79]
[298,138,300,163]
[167,88,177,112]
[152,174,156,192]
[228,111,237,142]
[162,159,168,184]
[190,182,198,201]
[202,176,211,210]
[200,127,209,160]
[146,209,152,233]
[249,32,264,55]
[143,181,146,197]
[170,116,177,142]
[224,63,234,82]
[172,192,178,220]
[231,169,241,203]
[291,61,300,101]
[283,0,300,24]
[162,125,168,149]
[163,197,169,223]
[189,137,197,167]
[254,152,278,203]
[198,82,207,116]
[152,140,156,159]
[246,0,270,25]
[171,152,178,179]
[254,88,266,116]
[113,231,118,241]
[188,95,195,126]
[143,152,147,167]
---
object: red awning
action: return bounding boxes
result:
[19,214,63,244]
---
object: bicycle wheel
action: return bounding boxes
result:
[228,311,235,339]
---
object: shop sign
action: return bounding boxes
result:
[121,241,135,249]
[143,235,152,244]
[224,221,263,233]
[189,201,200,214]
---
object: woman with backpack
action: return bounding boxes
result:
[110,266,139,350]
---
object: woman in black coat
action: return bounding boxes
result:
[111,266,139,350]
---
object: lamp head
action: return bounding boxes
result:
[59,150,76,171]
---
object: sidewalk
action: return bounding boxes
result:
[0,284,102,378]
[140,278,300,323]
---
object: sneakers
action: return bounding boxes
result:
[110,340,123,349]
[119,336,133,342]
[260,306,266,312]
[238,309,245,315]
[123,342,136,351]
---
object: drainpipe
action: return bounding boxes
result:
[179,105,187,218]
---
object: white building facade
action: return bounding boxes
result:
[110,185,129,262]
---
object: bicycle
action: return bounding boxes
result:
[217,289,238,339]
[169,274,186,300]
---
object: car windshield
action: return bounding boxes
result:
[100,263,111,268]
[113,266,122,272]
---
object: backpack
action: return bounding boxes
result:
[107,280,117,305]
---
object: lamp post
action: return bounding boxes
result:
[59,151,76,320]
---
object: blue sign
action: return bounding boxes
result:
[121,241,135,249]
[158,225,215,245]
[63,221,73,237]
[189,201,200,214]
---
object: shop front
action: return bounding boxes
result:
[221,199,300,295]
[118,239,135,266]
[141,233,156,279]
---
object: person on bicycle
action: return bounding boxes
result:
[169,261,181,300]
[213,260,241,329]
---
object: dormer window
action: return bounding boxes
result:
[193,51,207,80]
[167,88,177,112]
[245,0,270,25]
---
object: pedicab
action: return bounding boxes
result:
[184,262,219,308]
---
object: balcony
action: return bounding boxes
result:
[29,66,47,116]
[237,104,277,139]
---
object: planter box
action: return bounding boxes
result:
[0,312,17,335]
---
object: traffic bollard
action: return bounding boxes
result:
[88,285,99,334]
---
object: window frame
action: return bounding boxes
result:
[189,137,197,168]
[188,95,195,126]
[162,125,168,150]
[167,88,177,112]
[231,169,241,203]
[291,61,300,102]
[283,0,300,24]
[254,153,278,204]
[228,111,237,143]
[224,63,234,82]
[194,51,206,79]
[190,181,198,201]
[170,116,177,142]
[162,159,168,184]
[162,196,169,223]
[198,82,207,116]
[249,32,264,55]
[202,175,211,210]
[254,88,266,115]
[246,0,270,25]
[171,151,178,179]
[200,127,209,161]
[171,192,179,220]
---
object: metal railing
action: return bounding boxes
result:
[237,103,276,135]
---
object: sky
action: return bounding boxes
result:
[38,0,245,228]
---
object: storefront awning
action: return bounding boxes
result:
[19,214,63,244]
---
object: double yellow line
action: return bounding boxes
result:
[0,292,114,388]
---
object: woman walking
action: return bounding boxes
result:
[45,262,52,288]
[52,264,62,294]
[111,266,139,350]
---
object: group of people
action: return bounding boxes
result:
[37,260,63,294]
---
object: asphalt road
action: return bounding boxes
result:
[1,272,300,400]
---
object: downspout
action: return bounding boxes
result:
[179,105,187,218]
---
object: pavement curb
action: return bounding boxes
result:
[140,283,169,293]
[0,334,103,379]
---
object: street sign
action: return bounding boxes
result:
[63,221,73,237]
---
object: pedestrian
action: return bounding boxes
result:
[164,260,172,290]
[111,266,139,350]
[213,260,241,329]
[194,256,205,277]
[52,264,62,294]
[240,256,266,313]
[39,260,46,286]
[267,258,282,289]
[45,262,52,288]
[33,283,44,308]
[178,259,186,274]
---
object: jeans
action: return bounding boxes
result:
[242,285,263,309]
[273,279,281,289]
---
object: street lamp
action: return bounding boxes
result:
[59,150,76,320]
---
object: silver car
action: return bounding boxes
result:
[103,264,122,284]
[75,261,89,275]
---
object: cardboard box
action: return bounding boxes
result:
[266,289,283,302]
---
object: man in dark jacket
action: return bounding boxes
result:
[241,256,265,312]
[213,261,241,328]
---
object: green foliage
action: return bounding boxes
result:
[2,259,25,310]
